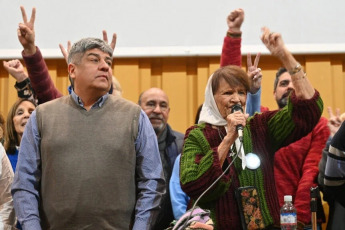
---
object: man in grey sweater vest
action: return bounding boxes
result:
[138,88,184,229]
[12,36,165,230]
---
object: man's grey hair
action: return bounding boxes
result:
[67,38,113,87]
[68,38,113,65]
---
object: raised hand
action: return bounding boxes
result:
[3,59,28,82]
[227,8,244,33]
[102,30,117,51]
[18,6,36,55]
[59,41,72,63]
[260,27,286,58]
[247,53,262,94]
[327,106,342,137]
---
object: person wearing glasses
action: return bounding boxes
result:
[138,87,184,230]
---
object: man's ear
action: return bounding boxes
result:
[68,63,76,81]
[166,107,171,120]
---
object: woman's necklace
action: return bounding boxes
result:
[217,126,225,140]
[217,126,235,157]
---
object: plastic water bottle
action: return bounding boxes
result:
[280,195,297,230]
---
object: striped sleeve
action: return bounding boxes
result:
[180,126,231,202]
[268,90,323,152]
[324,145,345,186]
[324,122,345,186]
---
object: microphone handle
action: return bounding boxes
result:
[237,128,243,142]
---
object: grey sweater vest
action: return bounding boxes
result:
[36,95,140,229]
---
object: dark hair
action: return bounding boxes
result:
[211,65,250,94]
[194,104,203,124]
[4,98,36,154]
[274,67,287,91]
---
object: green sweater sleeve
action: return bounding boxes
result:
[267,91,323,152]
[180,125,232,202]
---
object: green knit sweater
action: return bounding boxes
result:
[180,91,323,229]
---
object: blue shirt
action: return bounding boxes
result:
[7,148,19,172]
[246,88,261,116]
[11,91,165,230]
[170,154,190,219]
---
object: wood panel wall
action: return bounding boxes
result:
[1,54,344,134]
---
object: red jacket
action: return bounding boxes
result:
[274,117,329,225]
[22,47,63,104]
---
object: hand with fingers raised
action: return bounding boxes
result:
[247,53,262,94]
[18,6,36,55]
[59,41,72,64]
[327,107,343,137]
[102,30,117,52]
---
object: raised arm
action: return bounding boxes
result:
[247,53,262,95]
[220,9,262,116]
[261,27,322,152]
[18,6,62,104]
[102,30,117,52]
[3,59,28,83]
[245,53,262,115]
[261,27,315,99]
[18,6,36,56]
[3,59,36,101]
[220,8,243,67]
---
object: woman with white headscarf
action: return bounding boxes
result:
[180,28,323,229]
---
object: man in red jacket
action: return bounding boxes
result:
[273,67,329,229]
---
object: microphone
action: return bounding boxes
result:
[231,104,244,141]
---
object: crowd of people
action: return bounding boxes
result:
[0,5,344,230]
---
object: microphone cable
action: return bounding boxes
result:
[181,140,243,229]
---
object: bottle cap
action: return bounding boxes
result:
[284,195,292,202]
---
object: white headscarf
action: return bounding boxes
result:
[198,73,246,169]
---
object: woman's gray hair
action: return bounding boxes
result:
[68,38,113,64]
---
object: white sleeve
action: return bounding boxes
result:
[0,144,16,229]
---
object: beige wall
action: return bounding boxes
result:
[1,54,344,134]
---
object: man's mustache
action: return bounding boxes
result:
[149,114,163,120]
